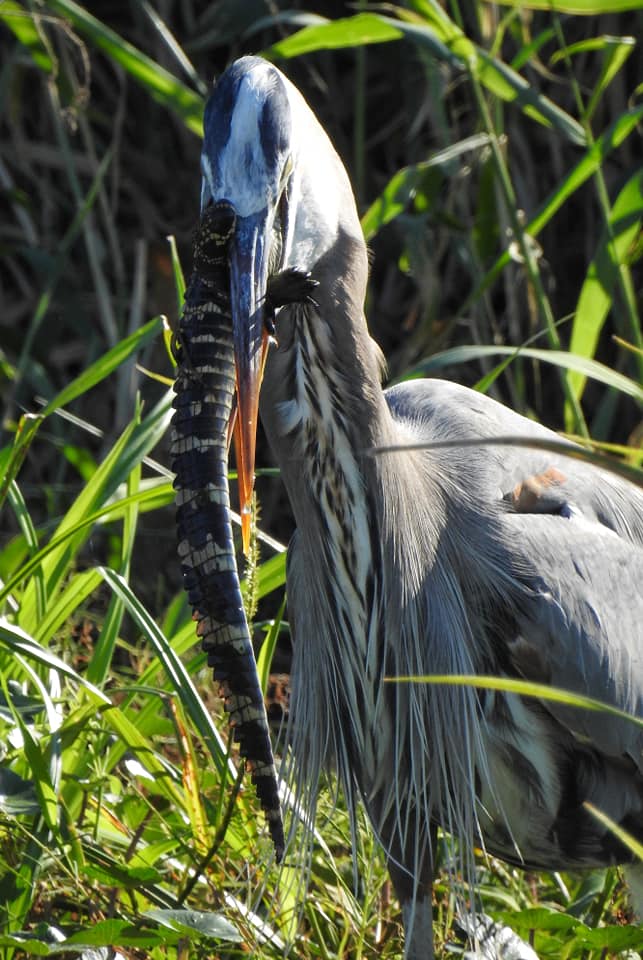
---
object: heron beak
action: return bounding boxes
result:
[228,210,273,554]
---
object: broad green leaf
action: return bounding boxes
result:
[567,169,643,407]
[44,0,204,136]
[572,924,643,950]
[63,918,164,948]
[267,13,402,58]
[0,935,52,956]
[495,908,579,933]
[145,908,241,941]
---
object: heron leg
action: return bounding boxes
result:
[387,822,437,960]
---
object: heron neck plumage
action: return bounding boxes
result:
[260,232,395,534]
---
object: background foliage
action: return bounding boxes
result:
[0,1,641,957]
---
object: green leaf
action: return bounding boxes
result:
[0,620,110,704]
[470,105,643,302]
[550,36,636,122]
[32,569,102,645]
[39,316,163,418]
[389,11,585,145]
[145,908,242,942]
[386,674,643,727]
[361,135,491,241]
[0,934,52,957]
[97,567,233,779]
[492,0,642,12]
[0,415,42,515]
[167,234,186,318]
[44,0,204,136]
[0,767,40,816]
[63,919,164,948]
[270,11,585,145]
[410,344,643,402]
[583,802,643,859]
[267,13,402,58]
[0,675,58,830]
[567,169,643,403]
[572,924,643,950]
[257,596,286,695]
[6,480,45,623]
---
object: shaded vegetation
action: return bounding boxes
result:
[0,1,641,957]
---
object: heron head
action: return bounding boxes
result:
[201,56,355,547]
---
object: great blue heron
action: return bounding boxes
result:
[175,56,643,958]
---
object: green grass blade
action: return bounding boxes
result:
[0,619,110,703]
[0,673,58,832]
[467,104,643,304]
[97,567,232,778]
[386,674,643,727]
[493,0,642,12]
[373,435,643,487]
[39,316,163,418]
[87,401,143,686]
[0,0,53,71]
[583,803,643,859]
[413,344,643,402]
[32,569,102,645]
[266,13,401,58]
[44,0,204,136]
[257,597,286,696]
[0,415,42,516]
[268,11,586,144]
[5,481,45,624]
[15,389,173,632]
[361,134,491,241]
[567,169,643,406]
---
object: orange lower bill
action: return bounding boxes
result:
[233,328,271,555]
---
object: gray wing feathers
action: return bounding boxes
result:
[386,377,643,768]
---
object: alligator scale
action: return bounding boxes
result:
[170,201,284,860]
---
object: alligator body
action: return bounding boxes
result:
[170,201,284,860]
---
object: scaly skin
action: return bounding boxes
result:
[170,202,284,860]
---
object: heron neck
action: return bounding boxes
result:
[260,293,393,534]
